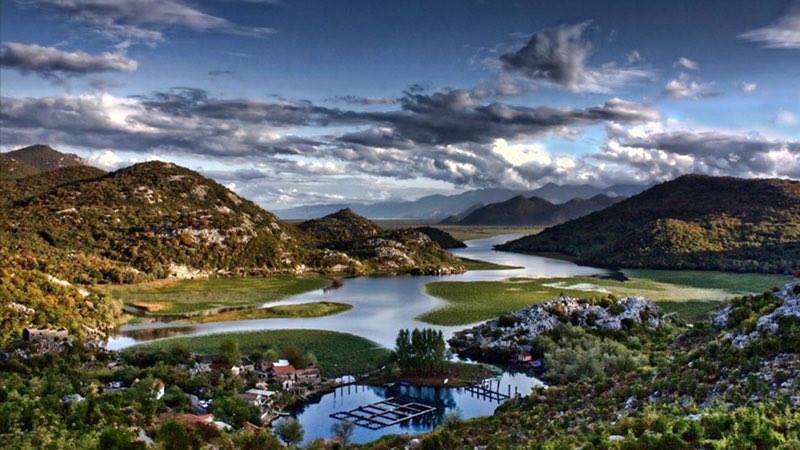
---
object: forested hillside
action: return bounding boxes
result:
[498,175,800,273]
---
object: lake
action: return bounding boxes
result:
[109,234,609,350]
[109,234,609,444]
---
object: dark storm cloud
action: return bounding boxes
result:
[499,22,652,93]
[0,42,137,80]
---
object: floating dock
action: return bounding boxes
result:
[329,397,437,430]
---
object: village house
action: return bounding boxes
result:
[231,363,255,376]
[258,359,295,380]
[238,388,275,411]
[295,366,322,385]
[22,328,69,353]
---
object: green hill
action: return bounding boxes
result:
[300,209,464,275]
[298,208,381,248]
[0,165,107,207]
[3,161,311,282]
[0,154,41,180]
[497,174,800,273]
[3,144,86,172]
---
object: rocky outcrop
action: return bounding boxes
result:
[715,277,800,349]
[450,296,665,363]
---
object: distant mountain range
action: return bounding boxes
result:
[444,194,622,226]
[497,174,800,274]
[274,183,649,220]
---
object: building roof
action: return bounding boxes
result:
[245,388,275,397]
[271,364,296,375]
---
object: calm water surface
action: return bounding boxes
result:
[109,234,608,350]
[108,234,608,444]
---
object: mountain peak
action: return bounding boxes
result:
[300,207,382,245]
[5,144,87,172]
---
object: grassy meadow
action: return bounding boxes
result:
[459,257,522,271]
[180,301,352,324]
[131,329,391,377]
[102,275,331,315]
[621,269,789,294]
[421,271,788,325]
[430,225,543,242]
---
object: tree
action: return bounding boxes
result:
[331,420,355,447]
[220,339,241,364]
[282,345,309,368]
[274,418,304,447]
[394,328,447,375]
[262,348,279,363]
[96,426,146,450]
[157,420,196,450]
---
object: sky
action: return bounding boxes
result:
[1,0,799,210]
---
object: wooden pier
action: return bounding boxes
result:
[464,379,514,402]
[330,397,437,430]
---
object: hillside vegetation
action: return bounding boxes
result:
[0,147,463,343]
[299,209,464,275]
[2,145,86,172]
[498,174,800,273]
[0,154,40,180]
[393,278,800,449]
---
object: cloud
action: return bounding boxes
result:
[626,50,643,64]
[87,78,127,92]
[663,73,719,99]
[348,88,660,146]
[328,95,398,106]
[739,82,758,94]
[208,70,235,77]
[87,149,122,170]
[0,90,337,159]
[4,85,799,207]
[499,22,653,93]
[741,7,800,49]
[602,124,800,179]
[0,42,137,81]
[673,57,699,71]
[0,86,661,194]
[775,109,798,126]
[24,0,275,44]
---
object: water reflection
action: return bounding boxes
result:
[283,371,544,445]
